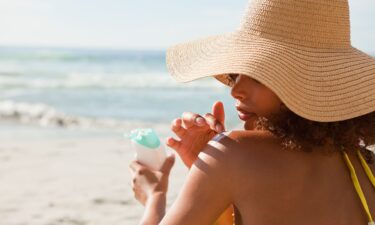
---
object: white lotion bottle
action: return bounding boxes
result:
[124,128,167,171]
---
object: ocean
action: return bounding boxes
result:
[0,46,241,133]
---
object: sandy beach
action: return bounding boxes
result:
[0,122,194,225]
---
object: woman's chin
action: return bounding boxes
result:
[244,117,258,130]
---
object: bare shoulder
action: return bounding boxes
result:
[209,129,280,147]
[225,129,280,143]
[214,130,283,158]
[202,130,291,195]
[208,130,304,179]
[192,130,276,177]
[203,130,284,171]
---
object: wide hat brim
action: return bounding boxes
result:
[166,31,375,122]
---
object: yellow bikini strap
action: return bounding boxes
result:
[356,149,375,188]
[342,149,374,225]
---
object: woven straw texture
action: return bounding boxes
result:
[166,0,375,122]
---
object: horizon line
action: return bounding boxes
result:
[0,44,373,56]
[0,44,168,53]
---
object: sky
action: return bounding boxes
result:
[0,0,374,53]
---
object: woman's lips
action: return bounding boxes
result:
[236,107,258,121]
[238,111,257,121]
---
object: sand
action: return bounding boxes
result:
[0,118,245,225]
[0,124,192,225]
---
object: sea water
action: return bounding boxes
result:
[0,46,240,131]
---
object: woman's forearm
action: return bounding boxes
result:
[140,192,167,225]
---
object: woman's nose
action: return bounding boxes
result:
[230,80,246,101]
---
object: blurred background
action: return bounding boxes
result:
[0,0,374,225]
[0,0,250,137]
[0,0,374,136]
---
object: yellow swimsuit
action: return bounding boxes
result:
[342,149,375,225]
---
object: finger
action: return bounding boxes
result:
[203,113,224,133]
[129,161,147,174]
[181,112,206,129]
[128,168,135,187]
[165,137,182,151]
[171,118,186,139]
[165,137,186,161]
[160,153,175,174]
[212,101,225,130]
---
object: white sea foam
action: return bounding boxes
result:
[0,100,152,130]
[0,72,225,89]
[0,100,78,127]
[0,48,231,134]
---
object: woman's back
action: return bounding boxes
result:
[228,130,375,225]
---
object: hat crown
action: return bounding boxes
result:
[239,0,351,48]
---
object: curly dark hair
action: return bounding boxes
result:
[253,103,375,164]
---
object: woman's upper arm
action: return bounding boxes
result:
[160,132,238,225]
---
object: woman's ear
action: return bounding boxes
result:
[279,103,288,112]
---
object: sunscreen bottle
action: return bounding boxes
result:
[124,128,167,171]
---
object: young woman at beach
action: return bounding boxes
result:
[129,0,375,224]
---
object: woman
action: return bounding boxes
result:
[129,0,375,224]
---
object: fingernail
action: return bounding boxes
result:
[196,117,205,125]
[216,124,223,132]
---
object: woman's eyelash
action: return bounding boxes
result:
[228,74,238,82]
[228,74,261,85]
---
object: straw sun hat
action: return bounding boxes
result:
[166,0,375,122]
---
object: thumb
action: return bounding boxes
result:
[160,153,175,174]
[212,101,225,129]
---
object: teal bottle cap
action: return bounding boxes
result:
[124,128,161,149]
